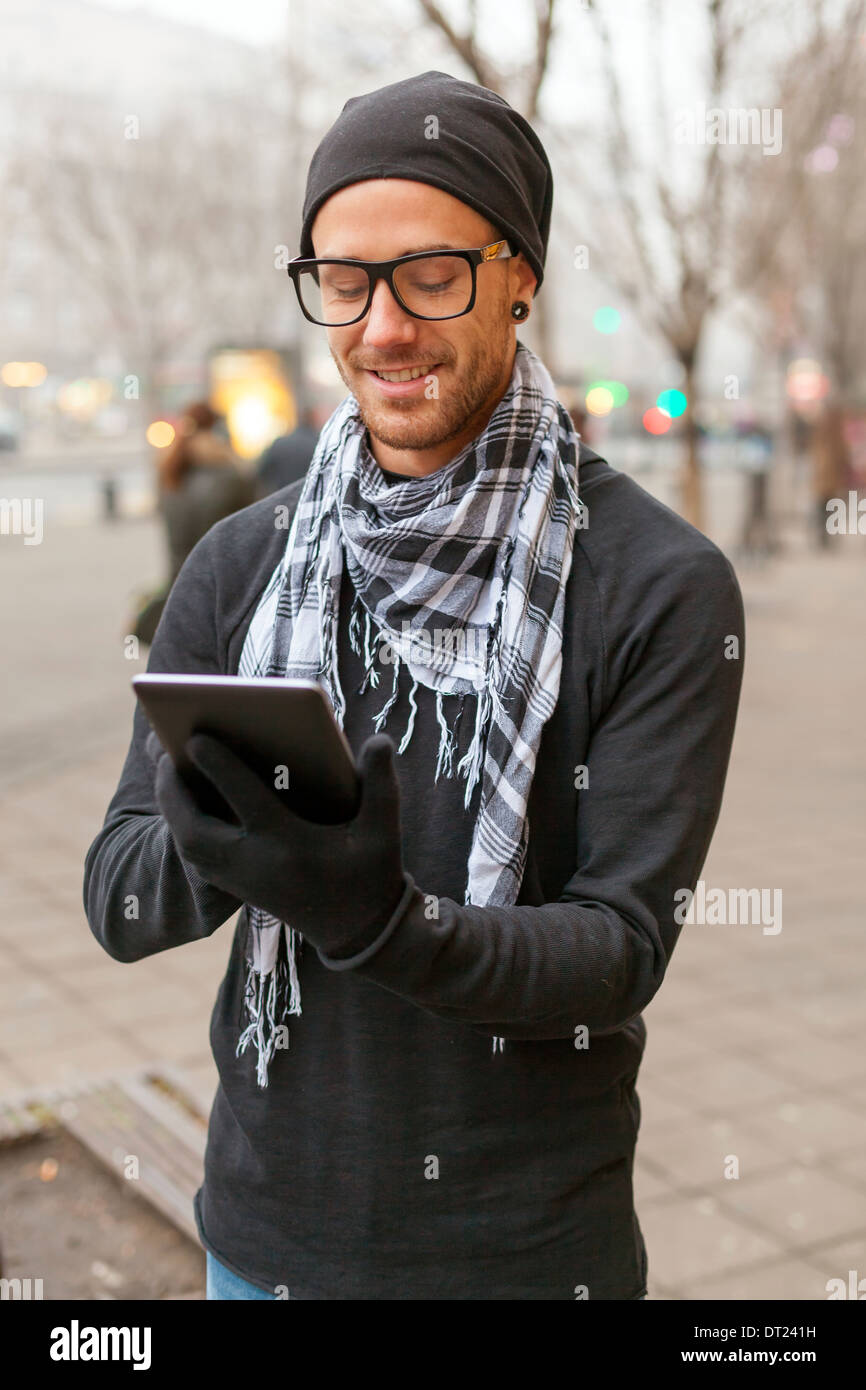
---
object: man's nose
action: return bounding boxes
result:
[361,278,417,347]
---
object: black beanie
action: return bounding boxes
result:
[298,70,553,292]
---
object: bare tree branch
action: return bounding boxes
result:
[416,0,501,88]
[525,0,557,121]
[586,0,667,320]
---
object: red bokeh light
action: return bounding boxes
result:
[643,407,672,435]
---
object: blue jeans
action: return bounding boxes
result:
[204,1250,648,1300]
[206,1251,275,1300]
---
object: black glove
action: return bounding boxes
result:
[150,727,410,960]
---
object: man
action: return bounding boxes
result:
[84,71,744,1300]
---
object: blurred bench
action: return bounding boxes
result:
[0,1065,209,1246]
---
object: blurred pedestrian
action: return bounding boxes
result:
[131,402,254,646]
[157,401,254,587]
[254,406,320,500]
[737,420,776,562]
[811,399,851,549]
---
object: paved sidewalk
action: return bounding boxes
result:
[0,511,225,1111]
[636,528,866,1299]
[0,495,864,1298]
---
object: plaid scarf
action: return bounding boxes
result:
[236,341,583,1085]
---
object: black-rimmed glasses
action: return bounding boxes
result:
[287,240,513,326]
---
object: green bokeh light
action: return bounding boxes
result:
[588,379,629,408]
[656,388,687,417]
[593,307,621,334]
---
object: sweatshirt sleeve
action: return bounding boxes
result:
[82,532,245,963]
[317,545,745,1041]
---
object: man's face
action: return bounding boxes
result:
[310,179,534,454]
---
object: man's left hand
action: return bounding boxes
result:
[153,730,409,958]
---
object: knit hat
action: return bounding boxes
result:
[298,70,553,291]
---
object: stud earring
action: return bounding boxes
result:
[511,301,529,321]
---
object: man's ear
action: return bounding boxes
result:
[511,252,538,302]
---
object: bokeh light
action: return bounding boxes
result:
[657,388,687,418]
[786,359,829,404]
[805,144,839,173]
[210,348,295,458]
[825,113,854,146]
[587,379,629,408]
[593,307,621,334]
[146,420,176,448]
[1,360,47,387]
[585,386,614,416]
[57,377,112,418]
[643,407,672,435]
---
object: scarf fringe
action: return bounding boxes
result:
[397,676,419,754]
[433,689,457,780]
[372,645,402,729]
[236,926,304,1087]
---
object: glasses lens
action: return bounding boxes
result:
[393,255,472,318]
[297,263,371,325]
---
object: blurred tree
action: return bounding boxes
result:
[754,16,866,407]
[555,0,864,530]
[572,0,759,529]
[416,0,560,371]
[12,95,291,432]
[728,2,865,543]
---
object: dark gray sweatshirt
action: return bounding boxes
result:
[83,443,744,1300]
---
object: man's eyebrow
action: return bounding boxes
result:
[316,244,469,259]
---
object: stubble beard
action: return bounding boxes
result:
[331,326,513,453]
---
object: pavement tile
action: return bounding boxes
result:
[643,1285,674,1300]
[0,1054,31,1094]
[758,1034,866,1089]
[639,1115,785,1189]
[651,1054,800,1115]
[0,876,62,905]
[745,1096,866,1164]
[638,1191,784,1288]
[795,994,866,1037]
[637,994,681,1025]
[826,1152,866,1192]
[89,982,197,1027]
[0,963,64,1010]
[59,958,186,997]
[0,1001,97,1052]
[656,970,748,1007]
[0,905,84,936]
[633,1080,696,1124]
[635,1098,706,1153]
[633,1161,674,1206]
[639,1026,717,1068]
[11,1035,148,1088]
[687,1255,843,1300]
[800,1236,866,1296]
[0,822,57,859]
[123,1014,213,1067]
[717,1164,866,1249]
[705,1002,810,1052]
[14,914,94,943]
[14,934,107,970]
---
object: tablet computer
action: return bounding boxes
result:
[132,674,361,825]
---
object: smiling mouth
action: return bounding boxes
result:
[366,364,441,382]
